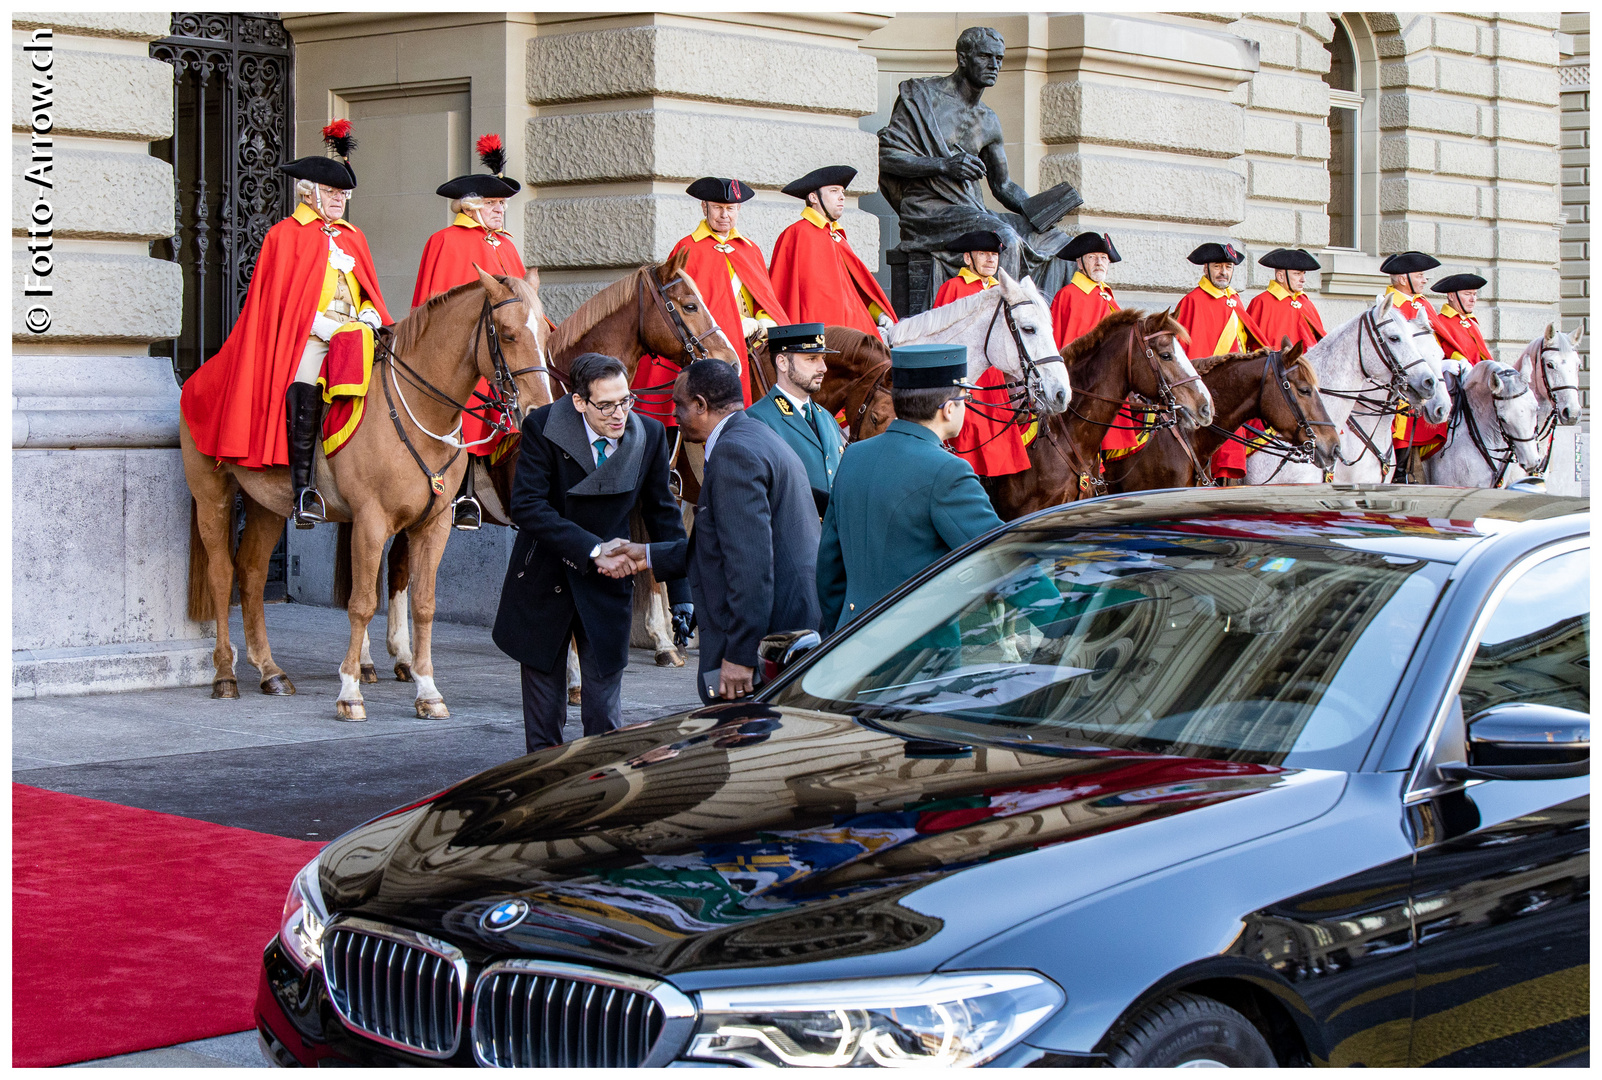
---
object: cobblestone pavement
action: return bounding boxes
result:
[15,601,703,1067]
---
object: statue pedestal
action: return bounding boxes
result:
[888,248,935,318]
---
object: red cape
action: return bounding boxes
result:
[1431,307,1492,365]
[411,221,528,456]
[1246,288,1325,351]
[769,215,895,336]
[936,277,1029,476]
[181,212,390,468]
[1176,285,1267,479]
[411,221,525,309]
[668,229,788,405]
[1051,274,1119,351]
[1387,290,1442,449]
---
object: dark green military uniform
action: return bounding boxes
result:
[815,344,1003,634]
[747,386,845,517]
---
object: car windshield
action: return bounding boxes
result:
[776,528,1449,770]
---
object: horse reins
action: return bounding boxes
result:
[1314,307,1436,474]
[1449,368,1540,487]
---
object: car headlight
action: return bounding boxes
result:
[278,854,328,971]
[683,972,1063,1068]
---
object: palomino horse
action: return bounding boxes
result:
[749,326,895,442]
[1512,324,1583,474]
[988,308,1212,519]
[1244,294,1449,486]
[1105,344,1340,492]
[1424,361,1545,488]
[182,269,553,719]
[378,252,740,687]
[887,270,1072,417]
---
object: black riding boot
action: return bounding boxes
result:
[1391,446,1414,484]
[286,382,327,528]
[452,459,483,531]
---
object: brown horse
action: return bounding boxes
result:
[750,326,895,442]
[1105,344,1340,492]
[987,308,1212,520]
[182,268,553,719]
[380,252,740,679]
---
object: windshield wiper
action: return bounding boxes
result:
[853,714,974,758]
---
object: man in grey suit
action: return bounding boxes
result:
[609,359,820,703]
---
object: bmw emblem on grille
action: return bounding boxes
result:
[482,898,530,932]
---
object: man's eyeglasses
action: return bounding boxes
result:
[585,394,636,417]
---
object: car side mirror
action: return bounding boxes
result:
[1436,702,1589,782]
[758,630,821,684]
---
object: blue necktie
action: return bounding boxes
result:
[593,437,608,466]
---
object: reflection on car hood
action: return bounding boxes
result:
[320,705,1333,979]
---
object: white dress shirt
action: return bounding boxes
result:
[582,416,620,465]
[703,411,737,462]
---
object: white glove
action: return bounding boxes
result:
[876,312,894,330]
[1440,357,1468,378]
[310,312,342,342]
[757,315,778,330]
[741,316,762,340]
[357,306,382,331]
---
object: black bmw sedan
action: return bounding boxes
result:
[257,486,1588,1068]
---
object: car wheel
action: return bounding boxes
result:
[1103,992,1277,1068]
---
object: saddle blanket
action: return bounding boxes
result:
[319,322,373,458]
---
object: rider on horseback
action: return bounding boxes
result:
[178,121,390,528]
[1381,250,1443,479]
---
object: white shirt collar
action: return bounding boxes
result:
[704,410,737,460]
[777,383,813,415]
[581,415,619,465]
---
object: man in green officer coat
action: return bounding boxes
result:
[816,343,1004,634]
[746,323,846,517]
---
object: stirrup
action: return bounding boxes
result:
[293,487,327,529]
[451,494,482,531]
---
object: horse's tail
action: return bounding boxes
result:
[387,530,411,599]
[187,498,211,622]
[333,522,353,609]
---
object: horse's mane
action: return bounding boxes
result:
[890,283,1002,342]
[391,275,542,357]
[549,269,641,357]
[1193,345,1320,390]
[1059,307,1150,366]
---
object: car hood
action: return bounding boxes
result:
[320,704,1343,982]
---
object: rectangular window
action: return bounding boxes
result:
[1328,91,1362,250]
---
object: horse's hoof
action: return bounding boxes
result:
[567,687,582,706]
[261,673,296,696]
[415,698,450,720]
[394,662,414,682]
[212,679,239,700]
[336,700,367,722]
[655,648,684,668]
[360,664,378,684]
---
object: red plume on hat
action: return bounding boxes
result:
[321,119,356,161]
[477,133,507,177]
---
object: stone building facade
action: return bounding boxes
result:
[11,13,205,696]
[12,12,1587,693]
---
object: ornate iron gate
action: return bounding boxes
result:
[152,13,295,597]
[151,13,294,385]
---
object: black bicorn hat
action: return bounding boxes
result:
[1258,247,1321,272]
[944,230,1005,254]
[766,323,837,354]
[1060,231,1121,263]
[782,165,857,199]
[279,119,359,189]
[1433,272,1487,294]
[1379,251,1441,275]
[1188,241,1245,266]
[687,177,756,204]
[437,133,521,200]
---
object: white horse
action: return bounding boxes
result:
[1513,325,1584,470]
[1245,294,1450,485]
[1424,361,1544,487]
[888,270,1073,417]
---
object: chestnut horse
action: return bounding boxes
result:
[750,326,895,442]
[182,269,553,719]
[986,308,1212,520]
[1105,345,1340,492]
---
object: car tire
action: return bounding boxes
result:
[1103,992,1278,1068]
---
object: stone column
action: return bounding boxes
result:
[523,13,888,323]
[11,13,204,697]
[1556,12,1589,495]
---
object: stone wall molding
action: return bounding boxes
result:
[10,44,173,141]
[13,355,181,449]
[1045,13,1260,94]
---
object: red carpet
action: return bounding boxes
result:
[12,784,325,1067]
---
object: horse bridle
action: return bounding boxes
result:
[981,293,1064,420]
[1317,306,1436,472]
[1451,367,1541,487]
[1528,344,1577,474]
[640,266,722,365]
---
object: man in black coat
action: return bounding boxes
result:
[611,358,820,703]
[491,352,690,753]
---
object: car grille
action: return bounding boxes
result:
[472,967,667,1067]
[323,925,465,1059]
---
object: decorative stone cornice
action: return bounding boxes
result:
[1044,13,1260,94]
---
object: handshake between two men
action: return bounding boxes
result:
[592,538,697,653]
